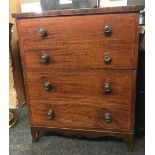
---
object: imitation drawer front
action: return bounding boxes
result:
[26,70,135,105]
[30,102,131,132]
[23,42,135,70]
[17,13,136,43]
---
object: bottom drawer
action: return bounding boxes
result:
[31,103,131,132]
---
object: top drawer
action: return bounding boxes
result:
[17,13,137,43]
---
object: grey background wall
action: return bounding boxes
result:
[127,0,145,6]
[40,0,98,11]
[20,0,145,12]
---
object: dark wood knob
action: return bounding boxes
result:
[37,28,46,37]
[47,110,54,119]
[104,113,112,123]
[44,81,52,91]
[104,82,112,93]
[104,53,111,64]
[104,25,111,34]
[41,54,49,63]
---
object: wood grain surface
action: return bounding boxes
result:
[26,70,135,103]
[23,42,135,70]
[17,14,136,42]
[13,5,143,151]
[17,13,139,70]
[31,102,131,132]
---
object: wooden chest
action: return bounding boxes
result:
[12,5,144,151]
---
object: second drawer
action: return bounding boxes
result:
[23,42,136,70]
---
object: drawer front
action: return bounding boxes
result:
[26,70,134,105]
[23,42,135,70]
[31,103,131,132]
[17,13,136,43]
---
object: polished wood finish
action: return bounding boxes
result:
[31,102,131,132]
[17,13,139,70]
[12,5,144,19]
[26,70,135,102]
[13,6,143,151]
[16,14,135,42]
[23,43,135,70]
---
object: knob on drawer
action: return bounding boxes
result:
[104,113,112,123]
[41,54,49,63]
[47,110,54,119]
[104,25,111,34]
[44,81,52,91]
[103,53,111,64]
[37,28,46,37]
[104,82,112,93]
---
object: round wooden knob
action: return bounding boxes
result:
[104,82,112,93]
[41,54,49,63]
[104,25,111,34]
[104,113,112,123]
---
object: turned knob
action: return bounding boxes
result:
[41,54,49,63]
[44,81,52,91]
[104,82,112,93]
[103,53,111,64]
[104,113,112,123]
[47,110,54,119]
[37,28,46,37]
[104,25,111,34]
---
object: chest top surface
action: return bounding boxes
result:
[12,5,144,19]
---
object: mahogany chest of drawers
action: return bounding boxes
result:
[12,5,144,151]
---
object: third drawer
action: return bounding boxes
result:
[25,70,136,105]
